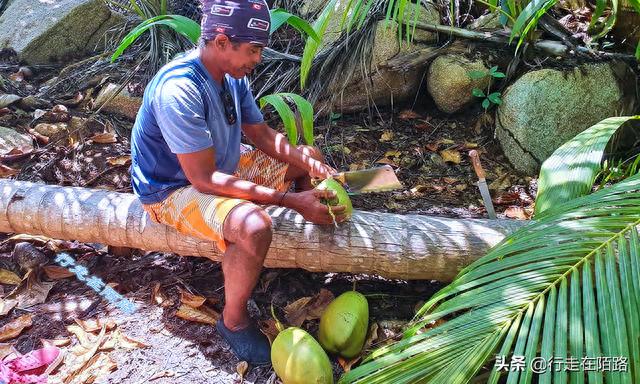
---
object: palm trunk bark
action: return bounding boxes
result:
[0,180,528,281]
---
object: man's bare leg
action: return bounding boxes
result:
[221,203,272,330]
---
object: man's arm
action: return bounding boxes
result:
[242,122,335,179]
[176,148,346,224]
[178,147,286,205]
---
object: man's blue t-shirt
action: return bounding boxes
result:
[130,49,264,204]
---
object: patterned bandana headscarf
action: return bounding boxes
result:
[200,0,271,46]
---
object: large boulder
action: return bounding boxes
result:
[427,54,491,114]
[496,63,636,175]
[0,0,123,64]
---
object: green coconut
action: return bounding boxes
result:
[314,178,353,221]
[271,327,334,384]
[318,291,369,358]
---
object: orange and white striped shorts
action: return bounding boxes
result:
[142,147,290,253]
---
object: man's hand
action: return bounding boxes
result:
[309,159,338,180]
[285,189,347,225]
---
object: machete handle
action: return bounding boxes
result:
[468,150,486,180]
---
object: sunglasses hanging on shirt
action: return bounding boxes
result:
[219,79,237,125]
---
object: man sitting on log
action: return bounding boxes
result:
[130,0,347,366]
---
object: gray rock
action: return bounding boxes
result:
[495,63,634,175]
[427,54,491,113]
[0,0,123,64]
[0,126,33,155]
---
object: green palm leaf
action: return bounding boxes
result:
[340,173,640,383]
[111,14,200,62]
[300,0,337,89]
[594,0,619,40]
[259,93,314,146]
[510,0,555,43]
[534,116,640,216]
[590,0,608,30]
[269,8,321,42]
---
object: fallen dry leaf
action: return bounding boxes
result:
[175,304,218,325]
[149,370,175,381]
[237,361,249,383]
[75,318,116,333]
[259,319,280,345]
[67,325,96,350]
[504,206,530,220]
[0,314,33,341]
[66,352,116,384]
[455,184,468,191]
[283,296,313,327]
[41,338,72,347]
[414,121,432,130]
[438,138,455,145]
[375,157,398,167]
[4,270,55,310]
[305,288,335,319]
[0,269,21,285]
[179,289,206,308]
[0,343,17,360]
[0,298,17,316]
[89,132,117,144]
[410,185,429,194]
[57,326,107,384]
[425,143,439,152]
[151,283,174,307]
[0,164,18,177]
[440,149,461,164]
[115,328,149,349]
[27,129,49,145]
[43,265,75,280]
[363,323,379,351]
[443,177,457,184]
[379,131,394,142]
[384,150,402,158]
[283,289,335,327]
[8,71,24,82]
[398,110,421,119]
[106,155,131,166]
[338,356,362,373]
[464,142,479,149]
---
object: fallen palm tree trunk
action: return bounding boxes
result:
[0,180,528,281]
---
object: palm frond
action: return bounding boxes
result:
[270,8,321,42]
[111,14,200,62]
[259,93,314,145]
[341,173,640,383]
[535,116,640,216]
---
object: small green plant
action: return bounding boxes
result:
[468,66,505,110]
[259,93,314,146]
[596,153,640,189]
